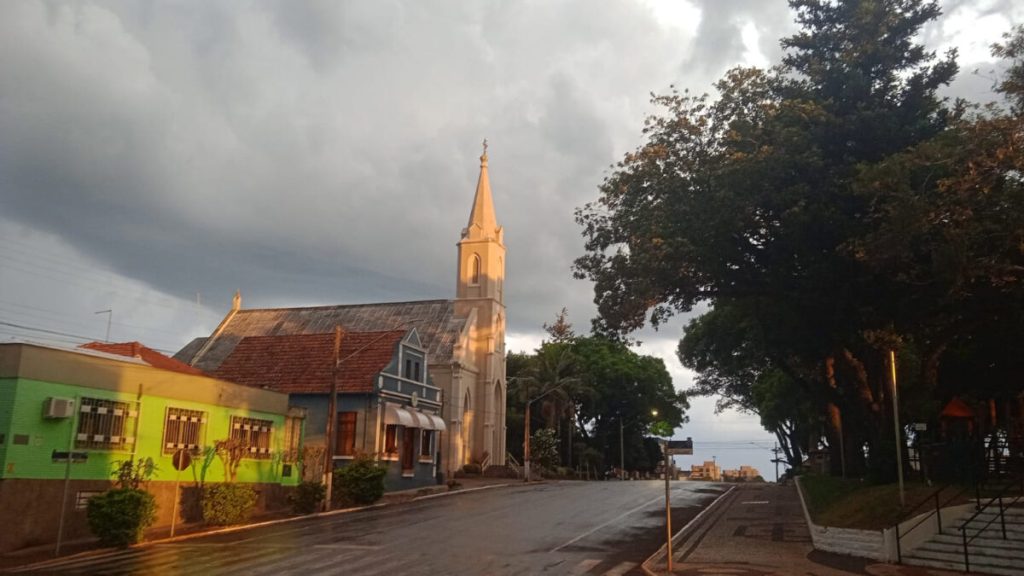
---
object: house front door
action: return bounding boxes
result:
[402,427,415,473]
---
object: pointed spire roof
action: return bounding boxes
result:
[463,140,501,240]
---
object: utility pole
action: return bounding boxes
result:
[324,327,341,510]
[772,442,781,483]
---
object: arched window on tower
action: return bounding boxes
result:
[470,254,481,285]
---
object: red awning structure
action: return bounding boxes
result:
[941,397,975,419]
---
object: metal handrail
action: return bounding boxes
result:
[894,484,969,562]
[959,473,1024,573]
[506,453,522,479]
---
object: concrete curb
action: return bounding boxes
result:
[7,482,516,573]
[641,485,737,576]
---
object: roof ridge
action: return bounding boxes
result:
[233,299,454,313]
[238,329,407,340]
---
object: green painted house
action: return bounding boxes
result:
[0,342,305,553]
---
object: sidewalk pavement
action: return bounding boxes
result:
[645,483,970,576]
[0,475,519,571]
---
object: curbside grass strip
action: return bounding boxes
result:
[641,485,737,576]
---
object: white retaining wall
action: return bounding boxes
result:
[794,477,975,562]
[794,477,887,561]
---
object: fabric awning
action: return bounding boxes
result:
[426,413,447,431]
[407,410,432,429]
[384,404,415,427]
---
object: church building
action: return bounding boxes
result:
[174,149,507,479]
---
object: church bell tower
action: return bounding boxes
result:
[454,141,507,467]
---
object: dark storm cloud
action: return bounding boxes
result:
[0,0,1014,346]
[684,0,794,78]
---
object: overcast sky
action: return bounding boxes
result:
[1,0,1020,475]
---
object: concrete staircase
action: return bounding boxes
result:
[903,504,1024,575]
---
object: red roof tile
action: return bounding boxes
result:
[211,330,406,394]
[81,341,206,376]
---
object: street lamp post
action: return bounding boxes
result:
[651,408,673,572]
[619,415,625,480]
[890,350,905,507]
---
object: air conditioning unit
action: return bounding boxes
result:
[43,397,75,419]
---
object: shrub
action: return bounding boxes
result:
[333,454,386,506]
[461,463,482,475]
[289,481,326,514]
[202,483,257,525]
[87,488,158,547]
[530,428,559,470]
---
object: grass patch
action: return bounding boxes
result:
[800,474,971,530]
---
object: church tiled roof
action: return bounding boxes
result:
[212,331,405,394]
[176,299,465,373]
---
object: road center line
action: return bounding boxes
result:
[549,492,665,553]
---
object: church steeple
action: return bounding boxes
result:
[462,140,502,243]
[457,141,505,303]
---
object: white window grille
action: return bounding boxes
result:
[163,407,207,454]
[230,416,273,460]
[76,398,139,451]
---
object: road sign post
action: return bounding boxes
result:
[170,449,192,538]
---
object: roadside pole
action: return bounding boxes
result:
[55,395,79,556]
[664,440,673,572]
[324,326,341,510]
[890,350,905,507]
[170,448,192,538]
[619,417,625,480]
[524,401,531,482]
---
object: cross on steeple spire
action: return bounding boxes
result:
[464,139,500,239]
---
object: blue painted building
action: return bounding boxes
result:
[212,328,445,490]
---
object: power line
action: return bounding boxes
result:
[0,320,178,355]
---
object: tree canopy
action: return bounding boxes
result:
[574,1,1024,478]
[506,310,688,476]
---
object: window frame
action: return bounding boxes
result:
[470,254,481,285]
[336,411,357,457]
[283,415,302,464]
[162,407,207,454]
[419,429,433,462]
[75,397,139,452]
[229,416,274,460]
[383,424,398,459]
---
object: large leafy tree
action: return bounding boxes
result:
[506,311,688,473]
[574,0,971,476]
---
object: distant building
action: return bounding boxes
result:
[689,460,722,481]
[722,465,761,482]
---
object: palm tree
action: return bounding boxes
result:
[510,343,583,479]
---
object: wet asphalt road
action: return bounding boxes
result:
[17,481,721,576]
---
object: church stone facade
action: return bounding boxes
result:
[175,151,506,477]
